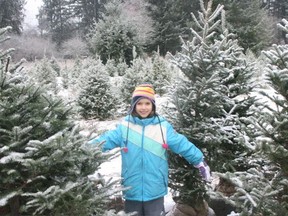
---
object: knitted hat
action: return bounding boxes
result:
[130,84,156,114]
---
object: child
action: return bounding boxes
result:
[89,84,210,216]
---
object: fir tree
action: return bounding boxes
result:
[28,57,61,96]
[145,0,199,55]
[214,0,275,54]
[22,127,120,215]
[210,18,288,216]
[148,51,172,96]
[247,18,288,214]
[105,59,128,77]
[0,0,25,34]
[87,0,143,65]
[120,53,174,108]
[77,58,117,120]
[39,0,75,47]
[165,0,256,211]
[0,27,120,215]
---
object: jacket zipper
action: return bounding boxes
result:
[141,125,145,201]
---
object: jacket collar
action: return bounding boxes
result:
[125,114,164,126]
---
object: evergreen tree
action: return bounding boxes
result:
[0,0,25,34]
[165,0,256,211]
[120,54,174,109]
[105,59,128,77]
[264,0,288,43]
[38,0,108,38]
[251,18,288,214]
[73,0,108,34]
[39,0,76,47]
[146,0,274,55]
[26,57,68,105]
[87,0,144,65]
[214,0,275,54]
[212,18,288,216]
[0,27,120,215]
[145,0,199,55]
[28,57,60,93]
[148,51,172,96]
[77,58,117,120]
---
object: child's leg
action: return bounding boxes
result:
[124,199,144,216]
[143,197,165,216]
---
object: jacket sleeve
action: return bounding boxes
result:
[166,122,203,165]
[88,123,123,152]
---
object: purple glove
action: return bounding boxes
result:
[194,161,211,182]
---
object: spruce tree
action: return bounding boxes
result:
[212,18,288,216]
[240,18,288,215]
[40,0,75,47]
[0,27,120,215]
[0,0,25,34]
[213,0,274,54]
[28,57,61,94]
[165,0,256,212]
[87,0,143,65]
[148,51,172,96]
[77,58,117,120]
[145,0,199,55]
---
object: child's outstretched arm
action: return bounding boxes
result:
[166,122,211,182]
[88,124,123,152]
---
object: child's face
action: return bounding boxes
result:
[135,98,153,118]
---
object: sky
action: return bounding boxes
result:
[23,0,43,29]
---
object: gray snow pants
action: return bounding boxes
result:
[124,197,165,216]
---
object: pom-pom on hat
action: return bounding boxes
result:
[130,84,156,114]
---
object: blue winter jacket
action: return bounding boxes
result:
[90,115,204,202]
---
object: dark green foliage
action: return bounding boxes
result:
[253,41,288,213]
[259,41,288,173]
[87,1,143,65]
[40,0,76,47]
[0,0,25,34]
[263,0,288,43]
[168,151,207,206]
[20,127,119,216]
[145,0,200,55]
[214,0,274,54]
[73,0,108,34]
[39,0,107,42]
[0,27,69,214]
[0,27,120,215]
[146,0,275,55]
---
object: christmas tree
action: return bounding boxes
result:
[77,58,118,120]
[166,0,256,213]
[209,18,288,216]
[0,27,120,215]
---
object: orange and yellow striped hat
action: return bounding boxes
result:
[132,84,155,101]
[130,84,156,113]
